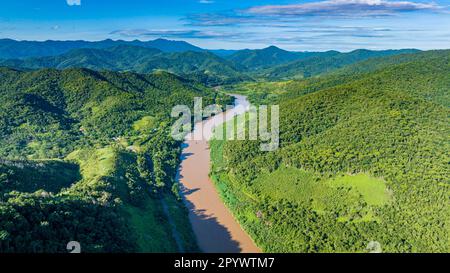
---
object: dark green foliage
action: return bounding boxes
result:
[0,67,223,159]
[1,44,417,86]
[0,192,136,253]
[1,41,447,253]
[0,67,221,253]
[137,153,154,187]
[0,160,80,195]
[229,50,450,107]
[211,50,450,252]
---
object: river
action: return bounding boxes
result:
[176,94,261,253]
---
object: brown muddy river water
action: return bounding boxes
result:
[176,94,261,253]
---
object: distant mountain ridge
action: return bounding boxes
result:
[0,44,248,85]
[0,38,204,59]
[225,46,337,70]
[0,38,423,84]
[259,48,420,80]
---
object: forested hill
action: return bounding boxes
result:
[250,49,450,105]
[0,67,230,252]
[225,46,337,70]
[0,66,229,159]
[211,50,449,252]
[0,40,422,85]
[259,48,419,80]
[0,45,248,86]
[0,38,203,59]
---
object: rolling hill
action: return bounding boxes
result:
[0,67,231,252]
[0,45,248,85]
[225,46,332,70]
[210,49,450,252]
[0,37,447,254]
[259,48,420,80]
[230,49,450,105]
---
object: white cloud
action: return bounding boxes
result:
[199,0,215,3]
[66,0,81,6]
[246,0,442,17]
[188,0,446,27]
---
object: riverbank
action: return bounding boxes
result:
[176,95,260,253]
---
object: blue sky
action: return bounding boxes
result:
[0,0,449,51]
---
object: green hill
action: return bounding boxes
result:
[210,50,449,252]
[260,49,419,80]
[0,45,248,86]
[226,46,335,70]
[0,67,230,253]
[0,67,228,159]
[227,49,446,106]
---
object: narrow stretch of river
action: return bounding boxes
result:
[176,94,261,253]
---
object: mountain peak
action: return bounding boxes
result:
[153,38,171,42]
[265,45,281,50]
[262,45,285,52]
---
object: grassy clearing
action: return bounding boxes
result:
[210,122,392,252]
[328,174,390,206]
[210,136,393,252]
[66,147,116,180]
[247,165,390,213]
[133,116,156,132]
[252,166,319,203]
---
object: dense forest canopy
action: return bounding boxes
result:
[0,39,448,253]
[256,48,419,80]
[0,67,231,252]
[224,46,337,70]
[210,49,450,253]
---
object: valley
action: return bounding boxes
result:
[177,94,260,253]
[0,38,448,253]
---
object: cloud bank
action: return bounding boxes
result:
[188,0,444,26]
[66,0,81,6]
[110,29,248,40]
[107,0,449,51]
[246,0,441,17]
